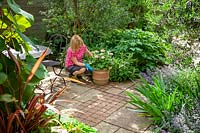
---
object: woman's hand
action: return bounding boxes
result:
[86,49,93,57]
[71,57,85,66]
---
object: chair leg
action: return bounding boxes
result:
[49,77,58,92]
[62,77,67,86]
[53,67,63,76]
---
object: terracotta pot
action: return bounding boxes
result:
[92,70,109,85]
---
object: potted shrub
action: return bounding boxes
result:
[86,49,113,85]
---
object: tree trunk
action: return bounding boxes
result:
[73,0,81,34]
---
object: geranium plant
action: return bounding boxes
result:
[86,49,113,70]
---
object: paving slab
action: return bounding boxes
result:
[115,128,136,133]
[74,88,102,102]
[112,81,135,90]
[63,83,91,99]
[55,99,79,110]
[106,87,124,94]
[104,106,152,132]
[95,122,119,133]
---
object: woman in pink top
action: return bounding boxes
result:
[65,34,92,78]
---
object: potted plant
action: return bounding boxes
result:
[86,49,113,85]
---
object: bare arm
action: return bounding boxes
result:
[71,57,85,66]
[86,48,92,57]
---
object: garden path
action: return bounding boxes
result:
[37,68,153,133]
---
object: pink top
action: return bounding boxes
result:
[65,44,87,67]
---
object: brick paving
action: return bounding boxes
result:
[71,90,128,126]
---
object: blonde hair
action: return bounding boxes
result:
[70,35,84,52]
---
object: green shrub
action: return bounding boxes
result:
[62,118,98,133]
[86,29,170,81]
[110,53,138,82]
[126,75,178,125]
[98,29,171,71]
[162,68,200,132]
[164,68,200,107]
[127,67,200,132]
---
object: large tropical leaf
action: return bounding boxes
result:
[17,30,35,49]
[7,0,34,24]
[14,15,32,32]
[24,55,48,81]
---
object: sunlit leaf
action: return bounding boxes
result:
[14,15,31,32]
[0,94,17,103]
[7,0,34,24]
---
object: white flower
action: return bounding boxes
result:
[95,50,99,53]
[94,55,99,58]
[109,52,113,56]
[101,56,105,59]
[100,49,105,53]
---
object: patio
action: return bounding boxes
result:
[37,68,153,133]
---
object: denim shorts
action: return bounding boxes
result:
[67,65,85,74]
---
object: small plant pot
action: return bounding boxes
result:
[92,70,109,85]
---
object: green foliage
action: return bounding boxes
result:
[86,29,170,82]
[39,0,131,46]
[127,67,200,132]
[39,0,70,35]
[122,0,148,29]
[99,29,170,71]
[119,0,200,41]
[126,75,178,125]
[0,71,7,84]
[7,0,34,24]
[85,49,113,71]
[144,0,200,40]
[162,68,200,132]
[62,118,98,133]
[109,54,137,82]
[40,111,99,133]
[0,8,34,50]
[164,68,200,109]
